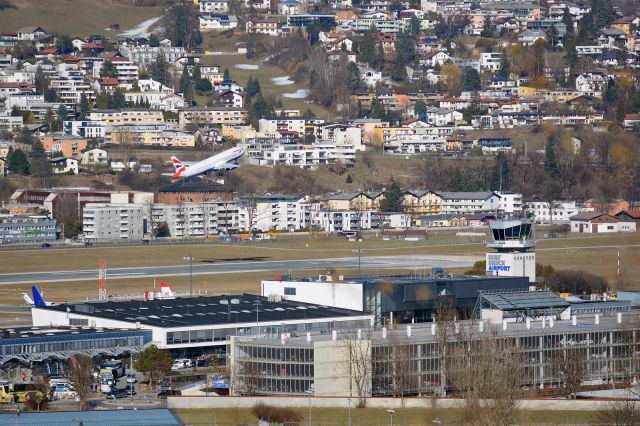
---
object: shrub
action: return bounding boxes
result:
[546,270,608,294]
[251,403,304,423]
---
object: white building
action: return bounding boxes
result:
[119,46,187,67]
[83,203,147,241]
[494,191,523,214]
[63,120,106,139]
[244,139,357,169]
[261,277,364,311]
[480,52,503,72]
[315,124,364,150]
[236,194,313,232]
[570,212,637,233]
[527,200,594,224]
[360,67,382,87]
[200,0,229,13]
[438,191,501,215]
[152,201,238,237]
[199,14,239,31]
[313,209,376,233]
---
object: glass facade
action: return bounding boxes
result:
[0,330,151,360]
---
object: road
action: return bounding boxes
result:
[0,255,477,285]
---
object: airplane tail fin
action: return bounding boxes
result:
[170,156,183,172]
[32,286,47,308]
[22,293,34,306]
[159,281,174,298]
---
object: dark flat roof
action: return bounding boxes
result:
[0,326,146,340]
[43,294,364,328]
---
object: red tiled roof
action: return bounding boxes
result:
[624,113,640,120]
[98,77,119,86]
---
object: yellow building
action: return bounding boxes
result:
[517,86,537,97]
[402,190,443,215]
[320,191,384,210]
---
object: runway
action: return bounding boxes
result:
[0,255,478,285]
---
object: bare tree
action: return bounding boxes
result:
[66,355,94,410]
[448,333,526,425]
[388,335,414,407]
[233,360,263,395]
[342,330,372,408]
[551,348,586,399]
[593,400,640,425]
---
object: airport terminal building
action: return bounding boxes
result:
[262,272,531,326]
[31,294,372,356]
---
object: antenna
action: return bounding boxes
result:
[98,258,107,301]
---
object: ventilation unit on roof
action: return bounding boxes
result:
[268,294,282,302]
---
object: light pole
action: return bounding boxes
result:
[253,299,262,335]
[387,408,395,426]
[183,251,193,296]
[347,398,352,426]
[305,388,314,426]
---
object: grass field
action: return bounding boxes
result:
[200,51,331,118]
[174,407,601,426]
[0,233,638,308]
[0,0,162,36]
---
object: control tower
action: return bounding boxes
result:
[485,218,536,283]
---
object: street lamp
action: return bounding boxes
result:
[182,250,193,296]
[305,388,314,426]
[253,299,262,335]
[387,408,395,426]
[347,398,352,426]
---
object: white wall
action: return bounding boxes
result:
[261,280,364,311]
[486,252,536,283]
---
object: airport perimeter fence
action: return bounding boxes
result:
[0,231,491,253]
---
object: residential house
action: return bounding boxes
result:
[81,148,109,166]
[570,212,636,233]
[42,135,88,159]
[360,67,382,87]
[200,0,230,13]
[246,19,280,36]
[200,14,239,31]
[49,157,79,175]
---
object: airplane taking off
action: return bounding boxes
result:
[22,286,59,307]
[165,147,246,181]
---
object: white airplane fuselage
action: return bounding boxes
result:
[172,147,245,180]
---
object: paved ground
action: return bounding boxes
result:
[0,255,477,285]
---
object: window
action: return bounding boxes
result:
[284,287,296,296]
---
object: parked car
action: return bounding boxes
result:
[157,389,181,399]
[124,384,136,395]
[53,384,77,400]
[125,373,137,384]
[41,243,52,248]
[105,387,127,399]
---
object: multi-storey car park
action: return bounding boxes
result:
[229,311,640,397]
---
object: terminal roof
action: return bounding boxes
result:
[43,294,365,328]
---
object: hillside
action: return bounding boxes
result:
[0,0,162,37]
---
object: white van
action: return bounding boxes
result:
[171,358,192,370]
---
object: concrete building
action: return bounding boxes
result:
[152,201,239,237]
[0,214,56,243]
[230,311,640,396]
[527,200,594,224]
[157,181,234,204]
[437,192,501,215]
[236,194,313,232]
[178,107,246,128]
[82,203,147,242]
[87,110,164,126]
